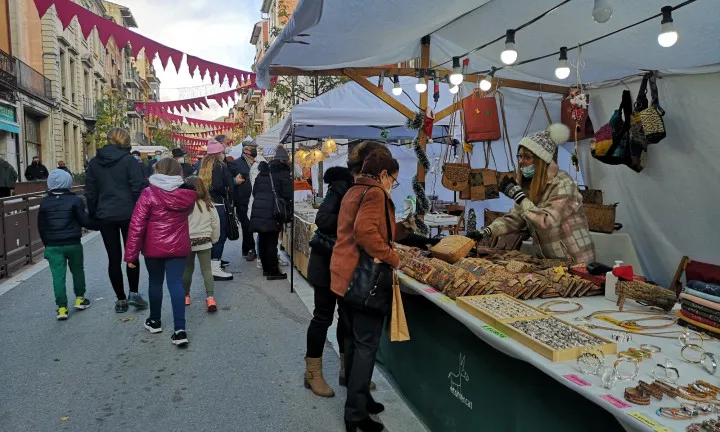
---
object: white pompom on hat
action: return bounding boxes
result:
[518,123,570,164]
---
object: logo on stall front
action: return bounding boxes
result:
[448,353,472,410]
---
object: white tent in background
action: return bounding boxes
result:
[242,135,254,144]
[255,119,288,148]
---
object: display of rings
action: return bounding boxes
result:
[614,357,640,381]
[640,344,661,353]
[682,344,706,364]
[701,352,718,375]
[577,347,605,375]
[601,366,618,389]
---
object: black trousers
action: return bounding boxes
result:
[343,305,384,422]
[100,220,139,300]
[235,203,254,255]
[306,284,345,358]
[0,187,11,198]
[257,231,279,272]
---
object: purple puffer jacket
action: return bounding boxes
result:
[124,175,196,263]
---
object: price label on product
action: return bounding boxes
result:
[563,374,591,387]
[423,287,440,294]
[481,325,508,339]
[600,394,630,409]
[437,296,454,304]
[627,412,673,432]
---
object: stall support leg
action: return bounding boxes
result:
[290,125,296,294]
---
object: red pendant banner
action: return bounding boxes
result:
[33,0,255,85]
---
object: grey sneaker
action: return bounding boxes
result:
[245,250,256,261]
[115,299,129,313]
[128,293,148,310]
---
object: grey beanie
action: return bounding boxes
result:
[47,169,73,190]
[518,123,570,164]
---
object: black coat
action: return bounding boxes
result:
[250,160,293,233]
[228,156,252,206]
[38,190,92,246]
[25,162,49,181]
[307,167,354,288]
[208,161,233,205]
[180,162,193,179]
[85,144,147,222]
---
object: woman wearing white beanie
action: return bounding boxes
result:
[467,123,596,264]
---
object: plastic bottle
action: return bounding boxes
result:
[604,260,624,303]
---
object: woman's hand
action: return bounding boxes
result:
[499,177,526,204]
[374,258,382,264]
[128,263,137,269]
[235,174,245,184]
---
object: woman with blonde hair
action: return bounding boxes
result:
[199,138,243,281]
[467,124,595,264]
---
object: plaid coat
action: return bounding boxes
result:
[489,163,596,264]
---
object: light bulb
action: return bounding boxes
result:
[658,7,678,47]
[449,85,459,94]
[415,77,427,93]
[480,77,492,92]
[392,85,402,96]
[500,30,517,65]
[449,57,464,85]
[555,47,570,80]
[592,0,613,23]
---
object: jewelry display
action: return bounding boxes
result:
[578,323,698,340]
[576,347,605,375]
[686,417,720,432]
[640,344,662,353]
[700,352,717,375]
[652,360,680,383]
[537,300,583,315]
[653,380,681,398]
[508,318,606,350]
[613,357,640,381]
[624,386,650,405]
[460,295,543,320]
[600,367,617,389]
[656,407,694,420]
[682,344,706,364]
[573,309,668,323]
[611,331,632,343]
[618,315,678,330]
[638,380,664,400]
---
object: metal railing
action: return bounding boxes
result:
[83,97,96,120]
[124,67,140,88]
[0,49,17,88]
[0,186,85,280]
[15,59,53,101]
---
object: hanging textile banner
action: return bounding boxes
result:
[137,87,255,115]
[34,0,255,86]
[184,117,236,131]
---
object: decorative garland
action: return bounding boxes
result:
[406,111,424,131]
[413,137,430,171]
[467,209,477,232]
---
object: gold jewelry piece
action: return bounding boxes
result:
[618,316,678,330]
[640,344,662,353]
[537,300,583,315]
[574,309,669,323]
[682,344,706,364]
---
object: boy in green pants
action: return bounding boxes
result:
[38,169,94,320]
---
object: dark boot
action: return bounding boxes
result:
[367,399,385,415]
[267,269,287,280]
[340,354,377,390]
[345,417,384,432]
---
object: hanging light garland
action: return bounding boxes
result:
[322,137,338,155]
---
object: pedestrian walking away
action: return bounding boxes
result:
[182,176,221,312]
[85,128,149,313]
[0,153,18,198]
[124,158,196,346]
[228,141,257,261]
[24,156,49,181]
[37,169,96,320]
[172,147,194,179]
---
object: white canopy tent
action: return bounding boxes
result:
[256,0,720,286]
[255,120,286,148]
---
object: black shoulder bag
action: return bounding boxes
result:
[220,164,241,241]
[269,170,292,225]
[343,186,395,316]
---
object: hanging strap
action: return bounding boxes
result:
[523,96,552,137]
[496,91,516,172]
[648,72,665,115]
[483,141,497,170]
[634,73,650,113]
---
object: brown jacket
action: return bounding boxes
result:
[330,177,400,297]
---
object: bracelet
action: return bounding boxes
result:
[680,329,705,347]
[656,407,694,420]
[614,357,640,381]
[577,347,605,375]
[638,380,664,400]
[696,381,720,394]
[601,367,618,389]
[682,344,706,364]
[537,300,583,315]
[678,386,714,402]
[652,362,680,383]
[640,344,662,353]
[624,387,651,405]
[701,352,717,375]
[652,380,681,398]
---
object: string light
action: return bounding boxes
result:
[480,67,495,91]
[555,47,571,79]
[658,6,678,47]
[449,85,459,94]
[500,29,518,65]
[392,75,402,96]
[449,57,464,85]
[415,73,427,93]
[592,0,613,23]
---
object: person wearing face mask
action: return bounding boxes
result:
[172,148,194,178]
[147,150,163,173]
[228,142,258,260]
[467,124,595,264]
[131,151,149,178]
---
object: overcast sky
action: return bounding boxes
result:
[117,0,263,120]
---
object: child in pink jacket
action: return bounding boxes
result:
[125,158,196,346]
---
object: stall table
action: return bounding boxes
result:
[377,273,706,432]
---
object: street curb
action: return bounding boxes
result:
[0,231,101,298]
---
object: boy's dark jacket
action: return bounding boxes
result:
[38,190,93,246]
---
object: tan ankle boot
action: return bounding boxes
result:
[339,354,377,390]
[304,357,335,397]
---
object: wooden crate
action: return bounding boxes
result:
[457,294,616,362]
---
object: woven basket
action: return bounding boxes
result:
[429,235,474,264]
[584,203,618,234]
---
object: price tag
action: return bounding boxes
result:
[423,287,440,294]
[601,394,630,409]
[481,325,508,339]
[437,296,454,304]
[563,374,591,387]
[627,412,673,432]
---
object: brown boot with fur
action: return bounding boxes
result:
[304,357,335,397]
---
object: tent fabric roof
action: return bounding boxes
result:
[277,76,469,142]
[256,0,720,87]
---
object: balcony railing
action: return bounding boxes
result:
[15,59,53,101]
[0,49,17,89]
[127,100,141,118]
[124,67,140,89]
[83,97,96,120]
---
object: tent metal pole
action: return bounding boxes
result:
[290,124,296,294]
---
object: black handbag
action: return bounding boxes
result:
[309,230,336,254]
[343,186,395,316]
[223,188,240,241]
[269,170,292,225]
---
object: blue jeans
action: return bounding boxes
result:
[145,257,187,331]
[211,204,228,260]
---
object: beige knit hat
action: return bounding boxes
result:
[107,128,131,148]
[518,123,570,164]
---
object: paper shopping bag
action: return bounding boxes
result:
[390,272,410,342]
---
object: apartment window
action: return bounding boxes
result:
[59,50,67,98]
[84,69,90,99]
[73,125,79,170]
[69,58,77,103]
[63,122,70,157]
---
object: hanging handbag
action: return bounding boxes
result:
[638,72,666,144]
[630,73,651,149]
[592,90,633,165]
[344,186,395,316]
[441,142,470,192]
[268,170,292,225]
[463,88,501,142]
[578,185,603,205]
[561,92,594,141]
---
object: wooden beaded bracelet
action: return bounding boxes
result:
[624,387,651,405]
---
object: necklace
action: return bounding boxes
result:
[618,316,678,330]
[574,309,670,323]
[537,300,583,315]
[578,323,706,340]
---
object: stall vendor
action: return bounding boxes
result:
[467,124,596,264]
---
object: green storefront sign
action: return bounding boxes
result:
[0,104,20,134]
[377,293,623,432]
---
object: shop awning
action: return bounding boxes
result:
[0,118,20,134]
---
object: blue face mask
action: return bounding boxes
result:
[521,165,535,178]
[154,155,161,161]
[133,155,140,161]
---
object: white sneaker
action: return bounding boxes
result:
[278,253,290,266]
[212,260,233,281]
[256,258,263,269]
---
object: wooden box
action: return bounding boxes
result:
[457,294,616,362]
